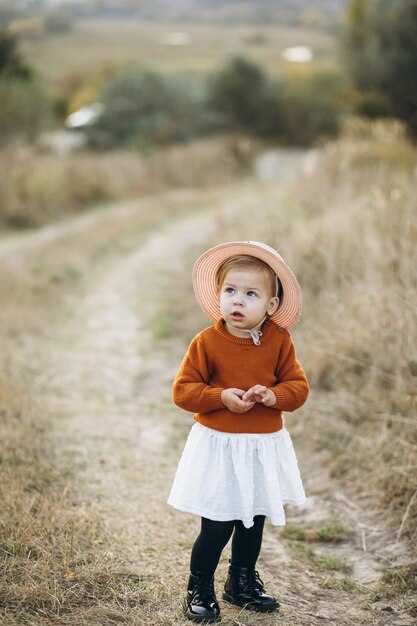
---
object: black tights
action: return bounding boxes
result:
[190,516,265,578]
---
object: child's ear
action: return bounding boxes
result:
[268,297,280,316]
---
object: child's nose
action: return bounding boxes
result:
[233,293,244,305]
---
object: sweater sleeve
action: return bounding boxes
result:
[269,331,309,412]
[172,335,224,413]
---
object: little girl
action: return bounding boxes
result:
[167,241,309,622]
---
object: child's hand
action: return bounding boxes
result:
[242,385,276,407]
[221,388,256,413]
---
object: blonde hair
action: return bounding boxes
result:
[215,255,281,299]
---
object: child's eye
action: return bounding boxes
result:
[247,290,257,297]
[225,287,234,294]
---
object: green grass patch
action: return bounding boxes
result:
[281,522,349,543]
[320,577,361,593]
[288,541,352,572]
[282,527,353,574]
[316,523,348,542]
[49,266,83,284]
[289,541,316,561]
[280,525,308,542]
[151,309,174,341]
[314,554,352,573]
[369,565,417,602]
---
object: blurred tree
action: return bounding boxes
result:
[351,90,393,119]
[342,0,372,89]
[207,56,344,145]
[0,29,32,79]
[0,4,19,29]
[0,77,49,146]
[278,69,345,145]
[45,10,73,34]
[369,0,417,135]
[207,56,269,133]
[87,69,203,149]
[343,0,417,135]
[0,30,49,145]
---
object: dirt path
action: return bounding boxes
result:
[2,190,412,626]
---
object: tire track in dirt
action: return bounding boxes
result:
[39,210,216,538]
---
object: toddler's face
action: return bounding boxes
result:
[218,268,279,335]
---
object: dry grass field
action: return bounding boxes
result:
[0,121,416,625]
[209,119,417,543]
[21,19,337,88]
[0,135,259,229]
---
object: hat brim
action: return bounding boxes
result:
[192,241,302,328]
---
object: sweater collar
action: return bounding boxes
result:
[215,318,274,345]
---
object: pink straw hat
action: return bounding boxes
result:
[192,241,302,328]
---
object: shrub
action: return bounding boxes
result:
[0,78,50,146]
[352,90,393,119]
[85,57,347,149]
[0,29,32,79]
[0,30,49,146]
[207,56,269,133]
[45,10,73,34]
[207,58,345,145]
[277,70,346,145]
[343,0,417,136]
[87,69,203,149]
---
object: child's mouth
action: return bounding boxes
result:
[231,312,244,320]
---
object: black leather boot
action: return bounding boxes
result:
[183,572,221,623]
[222,561,279,612]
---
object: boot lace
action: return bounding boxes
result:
[241,569,265,593]
[191,576,215,602]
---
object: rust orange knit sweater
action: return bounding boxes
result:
[173,319,309,433]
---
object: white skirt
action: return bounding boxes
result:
[167,422,306,529]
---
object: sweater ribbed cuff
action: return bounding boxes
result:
[271,386,287,411]
[206,387,225,411]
